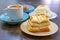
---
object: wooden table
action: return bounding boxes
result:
[0,0,60,40]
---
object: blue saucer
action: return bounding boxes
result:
[22,4,35,13]
[0,12,29,25]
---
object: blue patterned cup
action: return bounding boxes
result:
[4,4,23,21]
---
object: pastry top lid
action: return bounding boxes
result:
[29,14,49,23]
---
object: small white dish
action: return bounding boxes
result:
[29,11,57,19]
[20,21,58,36]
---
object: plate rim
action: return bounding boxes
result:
[20,21,58,36]
[49,12,57,19]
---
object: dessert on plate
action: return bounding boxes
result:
[23,5,29,10]
[27,14,50,33]
[33,5,52,18]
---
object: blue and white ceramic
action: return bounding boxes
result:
[4,5,23,20]
[0,12,29,24]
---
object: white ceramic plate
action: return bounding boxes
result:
[20,21,58,36]
[29,11,57,19]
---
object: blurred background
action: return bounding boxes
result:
[0,0,60,14]
[0,0,60,9]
